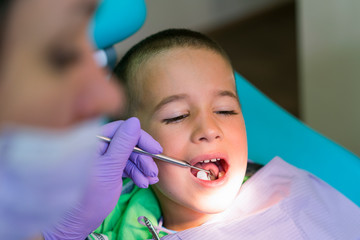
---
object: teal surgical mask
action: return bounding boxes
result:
[0,119,100,239]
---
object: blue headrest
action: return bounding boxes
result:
[235,72,360,206]
[90,0,146,49]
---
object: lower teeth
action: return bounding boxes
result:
[218,171,225,178]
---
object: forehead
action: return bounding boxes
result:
[7,0,97,43]
[137,47,236,106]
[142,47,234,90]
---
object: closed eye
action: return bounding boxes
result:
[215,110,238,116]
[162,114,189,124]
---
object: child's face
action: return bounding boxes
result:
[137,47,247,215]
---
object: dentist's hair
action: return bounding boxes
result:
[0,0,14,69]
[113,28,234,119]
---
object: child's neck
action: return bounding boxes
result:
[152,188,212,231]
[162,204,211,231]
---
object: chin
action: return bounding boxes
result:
[192,193,237,214]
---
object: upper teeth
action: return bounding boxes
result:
[199,158,220,163]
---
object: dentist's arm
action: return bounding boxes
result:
[43,117,162,240]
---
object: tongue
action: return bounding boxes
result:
[194,162,219,177]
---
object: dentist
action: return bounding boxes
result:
[0,0,161,239]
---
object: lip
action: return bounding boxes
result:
[188,152,230,187]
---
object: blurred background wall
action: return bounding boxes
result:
[115,0,292,56]
[298,0,360,156]
[114,0,359,156]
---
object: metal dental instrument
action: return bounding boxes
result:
[142,216,160,240]
[97,135,210,174]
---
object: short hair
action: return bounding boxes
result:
[113,28,233,118]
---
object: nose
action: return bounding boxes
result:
[190,114,223,143]
[75,43,123,121]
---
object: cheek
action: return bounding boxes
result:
[226,117,247,148]
[149,124,189,158]
[155,161,190,202]
[156,161,185,186]
[225,118,248,171]
[150,127,195,203]
[0,67,74,128]
[0,41,86,128]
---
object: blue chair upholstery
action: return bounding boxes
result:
[90,0,146,49]
[236,72,360,206]
[91,1,360,206]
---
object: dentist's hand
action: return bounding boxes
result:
[43,117,162,240]
[97,118,162,188]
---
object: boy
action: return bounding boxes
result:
[91,29,360,240]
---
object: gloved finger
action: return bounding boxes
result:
[147,176,159,185]
[123,168,159,187]
[123,160,150,188]
[123,170,159,186]
[138,129,163,154]
[103,117,141,158]
[129,153,158,177]
[100,120,124,137]
[97,120,124,155]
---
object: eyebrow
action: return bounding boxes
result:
[153,94,188,113]
[74,0,99,17]
[217,90,238,100]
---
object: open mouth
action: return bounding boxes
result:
[190,158,229,181]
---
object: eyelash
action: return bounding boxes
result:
[215,110,238,115]
[163,114,189,124]
[162,110,238,124]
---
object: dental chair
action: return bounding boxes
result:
[91,0,360,206]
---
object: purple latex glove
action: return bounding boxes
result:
[43,117,162,239]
